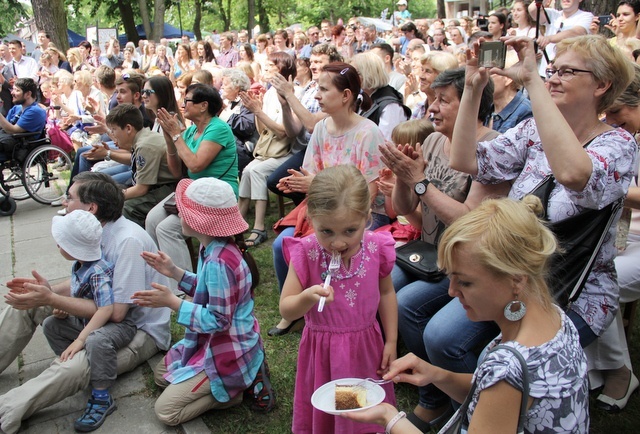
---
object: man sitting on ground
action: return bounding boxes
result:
[0,172,171,434]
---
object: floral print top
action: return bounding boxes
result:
[475,118,638,335]
[302,117,385,183]
[464,307,589,433]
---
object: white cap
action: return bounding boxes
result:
[397,0,408,5]
[51,210,103,262]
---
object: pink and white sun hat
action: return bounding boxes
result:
[175,177,249,237]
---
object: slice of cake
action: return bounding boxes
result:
[335,384,367,410]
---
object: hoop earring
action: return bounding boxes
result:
[504,296,526,322]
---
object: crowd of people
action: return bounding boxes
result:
[1,0,640,432]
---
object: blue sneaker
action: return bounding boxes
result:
[74,396,116,432]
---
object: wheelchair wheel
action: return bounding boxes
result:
[21,145,72,205]
[0,195,17,216]
[1,161,30,201]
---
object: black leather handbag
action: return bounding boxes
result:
[395,240,446,282]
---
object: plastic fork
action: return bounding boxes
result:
[354,377,394,391]
[318,251,341,312]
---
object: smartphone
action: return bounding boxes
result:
[479,41,506,69]
[598,15,612,26]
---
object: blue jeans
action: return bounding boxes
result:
[98,164,132,186]
[393,265,499,410]
[273,227,295,291]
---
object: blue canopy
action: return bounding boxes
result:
[68,29,85,47]
[117,22,195,45]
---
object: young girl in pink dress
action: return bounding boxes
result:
[280,164,398,433]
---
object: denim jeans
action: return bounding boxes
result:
[393,265,500,410]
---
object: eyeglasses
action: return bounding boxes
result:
[183,98,195,104]
[142,89,156,96]
[545,67,593,81]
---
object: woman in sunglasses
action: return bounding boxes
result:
[149,83,238,290]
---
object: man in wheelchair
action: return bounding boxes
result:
[0,78,47,162]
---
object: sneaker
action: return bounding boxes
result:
[73,396,116,432]
[51,195,66,207]
[245,359,276,412]
[57,208,67,216]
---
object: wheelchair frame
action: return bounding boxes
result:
[0,131,73,216]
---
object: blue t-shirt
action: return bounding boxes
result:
[7,102,47,134]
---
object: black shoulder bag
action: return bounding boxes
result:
[529,174,622,308]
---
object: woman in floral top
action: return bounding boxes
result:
[450,35,637,347]
[345,197,589,433]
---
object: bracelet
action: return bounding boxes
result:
[167,150,177,156]
[385,411,406,434]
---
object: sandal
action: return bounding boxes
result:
[246,229,268,247]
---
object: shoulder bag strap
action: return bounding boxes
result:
[489,344,530,434]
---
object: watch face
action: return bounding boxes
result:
[414,181,427,195]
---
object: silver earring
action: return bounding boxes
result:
[504,297,526,321]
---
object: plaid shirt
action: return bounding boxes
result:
[217,48,239,68]
[71,259,115,326]
[163,239,263,402]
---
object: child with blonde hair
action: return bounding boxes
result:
[280,164,398,433]
[377,119,435,228]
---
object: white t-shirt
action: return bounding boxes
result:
[538,8,593,75]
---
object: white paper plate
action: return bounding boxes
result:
[311,378,386,415]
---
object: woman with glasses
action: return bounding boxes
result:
[450,35,636,350]
[150,83,238,283]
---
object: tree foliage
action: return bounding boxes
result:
[1,0,27,37]
[31,0,435,48]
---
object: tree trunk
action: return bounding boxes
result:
[117,0,139,44]
[437,0,446,19]
[139,0,152,40]
[194,0,202,41]
[257,0,269,33]
[31,0,69,52]
[585,0,618,16]
[153,0,166,42]
[247,0,256,36]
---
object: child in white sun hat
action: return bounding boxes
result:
[43,209,132,432]
[132,177,276,426]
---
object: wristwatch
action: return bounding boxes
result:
[105,150,111,161]
[172,133,181,142]
[414,179,430,196]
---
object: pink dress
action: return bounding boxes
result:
[284,231,397,433]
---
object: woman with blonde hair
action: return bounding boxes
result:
[66,47,84,72]
[345,196,589,433]
[351,51,410,140]
[412,51,459,119]
[451,35,636,349]
[141,41,156,73]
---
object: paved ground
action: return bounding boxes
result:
[0,198,209,433]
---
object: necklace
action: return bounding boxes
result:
[580,121,602,145]
[319,242,366,281]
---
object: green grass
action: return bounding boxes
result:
[160,195,640,433]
